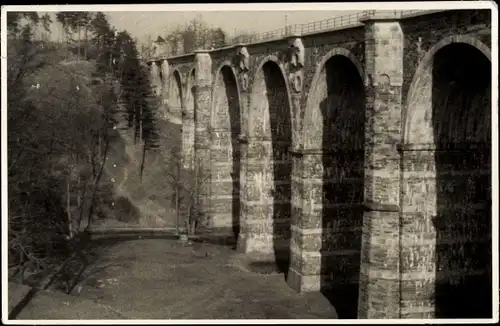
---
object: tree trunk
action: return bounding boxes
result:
[136,101,143,145]
[187,201,193,235]
[97,133,102,160]
[64,19,68,60]
[175,164,180,235]
[19,196,29,284]
[66,173,72,239]
[84,25,88,60]
[139,137,147,182]
[139,107,143,143]
[77,174,81,214]
[190,220,196,236]
[77,25,81,61]
[85,137,110,231]
[18,249,24,284]
[77,175,87,231]
[133,104,138,145]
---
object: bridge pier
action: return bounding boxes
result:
[182,64,196,172]
[157,60,168,114]
[193,51,213,227]
[181,111,195,170]
[357,19,404,319]
[235,136,249,246]
[149,61,161,96]
[237,138,278,255]
[287,150,325,292]
[146,9,493,319]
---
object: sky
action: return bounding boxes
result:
[104,10,359,41]
[40,9,360,46]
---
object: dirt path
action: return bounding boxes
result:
[15,237,338,320]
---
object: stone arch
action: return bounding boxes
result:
[184,67,196,116]
[401,36,492,318]
[404,35,491,143]
[246,56,293,272]
[248,55,293,139]
[209,62,243,238]
[166,68,183,123]
[210,61,242,130]
[171,67,185,88]
[303,47,364,150]
[299,47,365,305]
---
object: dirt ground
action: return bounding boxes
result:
[14,236,338,320]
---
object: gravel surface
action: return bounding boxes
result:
[13,237,338,320]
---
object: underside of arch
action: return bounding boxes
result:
[404,36,491,144]
[401,38,492,318]
[166,69,183,123]
[211,64,241,131]
[249,57,292,139]
[209,64,242,237]
[303,53,365,150]
[242,59,293,272]
[295,53,365,307]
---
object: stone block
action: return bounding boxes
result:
[358,277,400,319]
[210,213,234,228]
[287,267,322,292]
[237,232,275,254]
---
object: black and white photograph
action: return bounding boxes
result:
[1,2,498,323]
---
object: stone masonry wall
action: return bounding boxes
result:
[399,145,492,318]
[182,69,196,171]
[193,51,213,227]
[401,9,491,111]
[399,16,492,317]
[357,19,404,319]
[237,55,294,256]
[146,9,492,320]
[288,53,365,316]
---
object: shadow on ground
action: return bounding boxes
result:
[13,236,338,320]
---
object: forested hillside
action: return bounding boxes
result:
[6,12,182,286]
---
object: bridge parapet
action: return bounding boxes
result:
[145,9,444,63]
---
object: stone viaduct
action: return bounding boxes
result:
[146,9,493,319]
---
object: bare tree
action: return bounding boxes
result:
[7,20,117,288]
[161,136,211,237]
[162,17,229,55]
[232,30,259,44]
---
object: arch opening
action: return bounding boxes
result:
[404,42,492,318]
[309,55,365,318]
[249,60,292,274]
[167,70,183,123]
[186,69,196,117]
[211,65,241,240]
[432,43,492,318]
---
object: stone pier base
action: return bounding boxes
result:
[287,266,322,293]
[236,232,275,256]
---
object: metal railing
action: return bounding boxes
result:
[151,9,435,59]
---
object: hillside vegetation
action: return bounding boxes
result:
[7,12,186,286]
